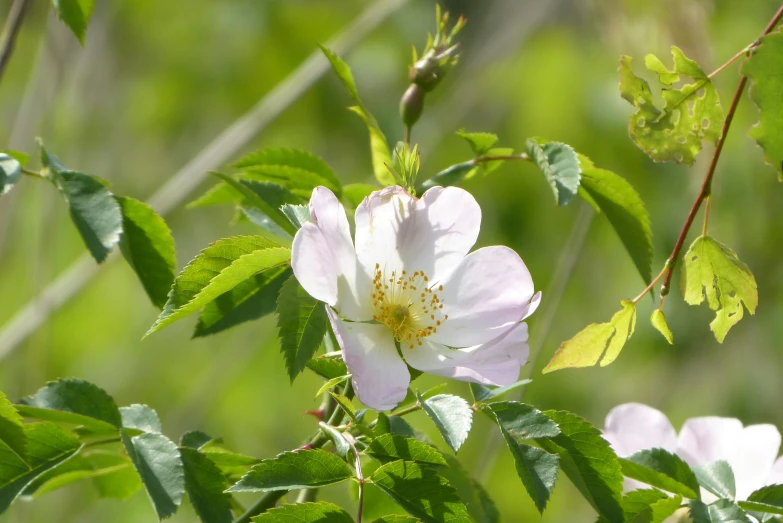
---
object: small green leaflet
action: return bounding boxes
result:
[439,455,500,523]
[251,501,354,523]
[277,276,329,382]
[122,430,185,520]
[146,236,291,336]
[370,460,472,523]
[650,309,674,344]
[0,154,21,197]
[738,484,783,517]
[120,404,162,434]
[235,148,342,196]
[180,447,233,523]
[212,173,296,239]
[0,422,81,513]
[52,0,95,44]
[619,489,683,523]
[21,453,139,500]
[318,423,351,459]
[366,434,447,466]
[420,394,473,453]
[680,235,758,342]
[180,431,216,450]
[374,414,416,439]
[469,380,532,404]
[526,139,581,206]
[117,196,177,309]
[694,460,735,500]
[319,46,394,187]
[537,410,624,523]
[620,448,700,499]
[456,131,499,156]
[484,402,560,440]
[742,29,783,180]
[543,300,636,373]
[281,204,311,229]
[16,378,122,433]
[228,449,353,492]
[689,499,752,523]
[307,355,349,380]
[578,154,653,284]
[0,393,26,462]
[619,47,723,165]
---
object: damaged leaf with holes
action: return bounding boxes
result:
[680,235,757,342]
[619,46,723,165]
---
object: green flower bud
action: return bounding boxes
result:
[400,83,425,128]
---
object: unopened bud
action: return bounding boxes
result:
[400,84,425,128]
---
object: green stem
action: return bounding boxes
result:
[82,436,122,448]
[295,489,318,503]
[0,0,29,84]
[21,167,43,178]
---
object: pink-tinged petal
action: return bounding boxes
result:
[327,308,409,411]
[521,291,542,321]
[353,186,481,283]
[292,187,370,320]
[729,424,781,500]
[428,246,535,347]
[602,403,677,458]
[676,417,743,468]
[404,323,529,386]
[765,457,783,486]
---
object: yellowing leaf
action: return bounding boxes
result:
[650,309,674,344]
[543,301,636,373]
[680,235,758,342]
[619,47,723,165]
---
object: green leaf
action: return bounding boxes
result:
[122,431,185,519]
[484,401,561,440]
[318,423,351,459]
[694,460,735,500]
[319,46,394,187]
[739,484,783,516]
[235,148,341,195]
[201,447,260,467]
[16,378,122,432]
[120,404,162,434]
[280,204,311,229]
[0,154,21,197]
[342,184,377,209]
[180,447,233,523]
[374,414,416,439]
[619,47,723,165]
[741,30,783,180]
[370,460,472,523]
[329,393,358,423]
[419,163,476,191]
[620,448,700,499]
[277,275,329,382]
[650,310,673,344]
[116,197,177,309]
[307,355,349,380]
[543,300,636,372]
[371,517,421,523]
[228,449,353,492]
[314,375,350,401]
[212,173,296,238]
[621,489,683,523]
[456,131,498,156]
[180,431,216,450]
[147,236,291,336]
[51,0,94,43]
[577,154,653,284]
[689,499,751,523]
[420,394,473,453]
[251,501,354,523]
[44,168,123,263]
[537,410,624,523]
[367,435,447,466]
[88,452,143,500]
[526,139,581,206]
[0,422,81,513]
[469,380,532,404]
[680,235,758,342]
[193,267,290,338]
[439,455,500,523]
[0,393,26,462]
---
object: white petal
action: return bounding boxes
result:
[327,308,409,411]
[521,291,542,321]
[765,457,783,486]
[428,246,535,347]
[292,187,370,320]
[404,323,529,386]
[676,417,744,468]
[353,186,481,283]
[602,403,677,458]
[728,424,781,500]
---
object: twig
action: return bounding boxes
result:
[0,0,30,83]
[0,0,410,362]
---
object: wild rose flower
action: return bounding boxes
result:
[292,185,540,411]
[603,403,783,500]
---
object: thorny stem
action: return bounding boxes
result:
[0,0,30,84]
[635,2,783,303]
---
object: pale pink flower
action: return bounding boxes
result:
[603,403,783,500]
[292,185,540,411]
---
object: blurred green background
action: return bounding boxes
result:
[1,0,782,521]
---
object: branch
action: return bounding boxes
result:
[0,0,410,362]
[0,0,30,83]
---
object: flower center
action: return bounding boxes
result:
[371,264,448,348]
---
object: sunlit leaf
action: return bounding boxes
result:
[228,449,353,492]
[738,484,783,517]
[619,47,723,165]
[122,431,185,519]
[366,434,447,466]
[456,131,498,156]
[235,148,341,195]
[251,501,354,523]
[680,236,758,342]
[694,460,735,500]
[650,310,674,344]
[689,499,751,523]
[620,448,700,499]
[180,447,233,523]
[277,276,329,382]
[52,0,95,44]
[469,380,531,404]
[543,301,636,372]
[620,489,683,523]
[526,139,581,206]
[420,394,472,453]
[0,393,26,462]
[0,154,21,197]
[120,404,162,434]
